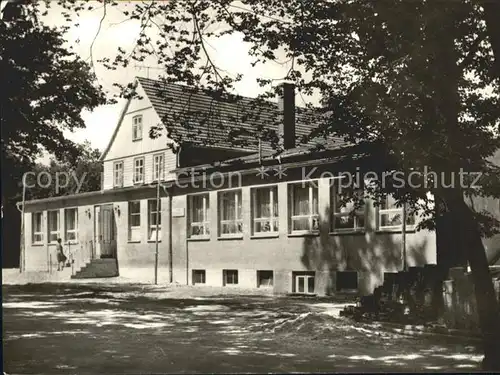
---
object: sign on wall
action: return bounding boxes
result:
[172,208,185,217]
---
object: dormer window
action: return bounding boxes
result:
[132,115,143,141]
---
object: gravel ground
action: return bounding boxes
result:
[2,283,483,373]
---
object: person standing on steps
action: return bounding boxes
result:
[56,238,67,271]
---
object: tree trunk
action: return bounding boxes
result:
[478,0,500,80]
[443,191,500,371]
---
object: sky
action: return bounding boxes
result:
[39,1,293,160]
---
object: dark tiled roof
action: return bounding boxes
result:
[173,140,360,176]
[137,76,347,152]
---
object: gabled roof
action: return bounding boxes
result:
[100,76,348,162]
[136,76,346,152]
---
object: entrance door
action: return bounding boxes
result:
[95,204,117,259]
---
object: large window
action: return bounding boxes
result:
[219,190,242,237]
[378,195,415,230]
[133,157,145,184]
[47,210,60,243]
[128,201,141,241]
[64,208,78,243]
[251,186,278,235]
[331,184,365,232]
[32,212,43,244]
[132,115,143,141]
[289,183,319,233]
[153,153,164,181]
[148,199,161,241]
[188,194,210,238]
[113,161,124,188]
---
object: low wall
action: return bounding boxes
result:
[442,267,500,331]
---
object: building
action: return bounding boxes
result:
[20,77,437,295]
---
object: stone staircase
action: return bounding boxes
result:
[71,258,119,279]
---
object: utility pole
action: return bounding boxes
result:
[154,180,160,285]
[16,174,27,273]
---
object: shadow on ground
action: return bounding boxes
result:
[3,283,482,374]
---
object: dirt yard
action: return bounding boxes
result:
[2,283,483,373]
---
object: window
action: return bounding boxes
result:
[148,199,161,241]
[336,271,358,292]
[32,212,43,244]
[219,190,242,237]
[47,210,60,243]
[192,270,206,285]
[133,157,145,184]
[128,201,141,241]
[223,269,238,285]
[188,194,210,238]
[378,195,415,230]
[331,184,365,232]
[252,186,278,235]
[64,208,78,243]
[289,183,319,233]
[132,115,143,141]
[293,271,315,294]
[153,153,164,181]
[257,270,274,288]
[113,161,124,188]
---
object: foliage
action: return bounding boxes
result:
[47,1,500,230]
[13,0,500,367]
[1,2,106,203]
[25,141,103,200]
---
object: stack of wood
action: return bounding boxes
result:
[340,265,439,325]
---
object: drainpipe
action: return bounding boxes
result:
[16,174,27,273]
[402,201,408,272]
[401,152,408,273]
[168,188,173,283]
[185,196,189,286]
[160,183,174,284]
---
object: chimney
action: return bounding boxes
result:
[278,82,296,150]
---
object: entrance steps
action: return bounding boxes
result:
[71,258,119,279]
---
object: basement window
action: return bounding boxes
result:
[293,271,315,294]
[257,270,274,288]
[336,271,358,292]
[223,269,238,286]
[192,270,206,285]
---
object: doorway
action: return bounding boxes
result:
[94,204,117,259]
